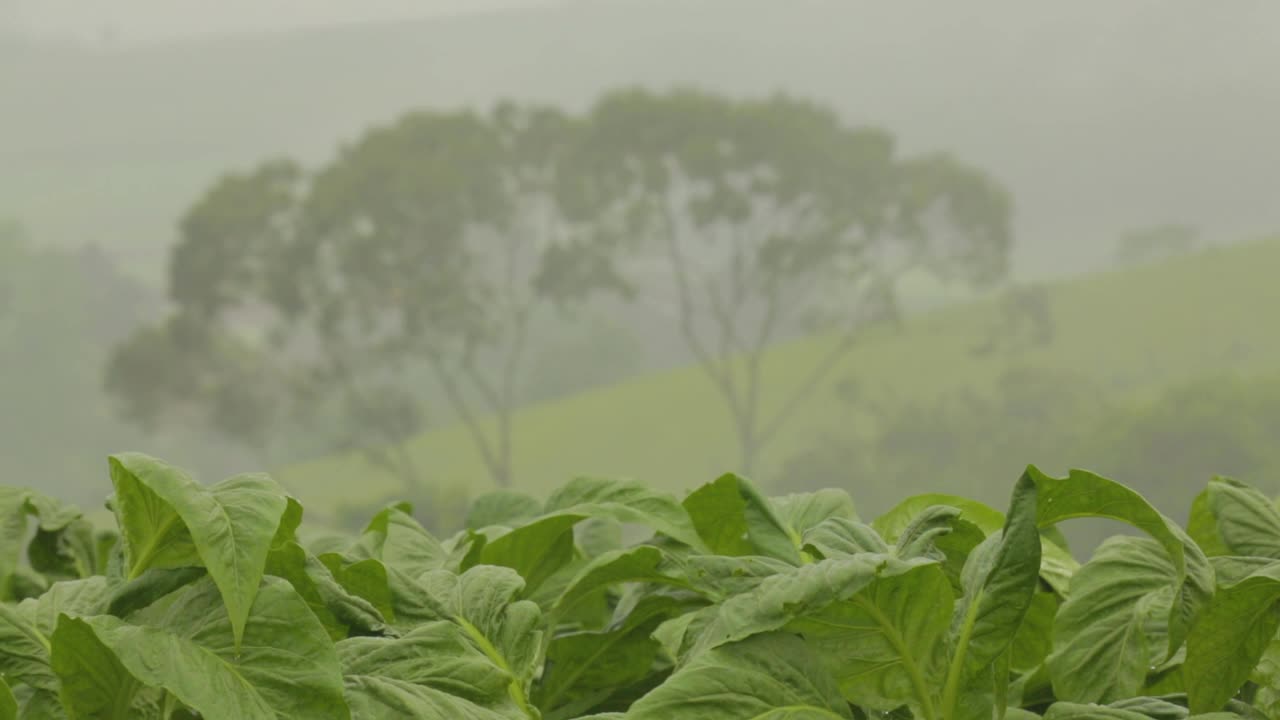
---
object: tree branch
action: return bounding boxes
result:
[658,194,746,422]
[428,350,507,485]
[753,261,883,444]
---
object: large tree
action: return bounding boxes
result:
[557,88,1014,475]
[106,103,606,496]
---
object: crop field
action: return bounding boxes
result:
[4,452,1280,718]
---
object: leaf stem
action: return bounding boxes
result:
[940,590,984,720]
[854,596,938,720]
[126,514,182,580]
[458,617,537,718]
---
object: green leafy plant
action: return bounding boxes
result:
[0,453,1275,718]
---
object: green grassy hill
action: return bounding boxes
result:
[274,235,1280,525]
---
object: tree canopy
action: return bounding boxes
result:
[107,87,1014,507]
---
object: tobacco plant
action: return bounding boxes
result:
[0,453,1275,718]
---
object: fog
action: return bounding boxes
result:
[3,0,1279,542]
[5,0,559,42]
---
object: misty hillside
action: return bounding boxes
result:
[5,0,1279,285]
[270,234,1280,529]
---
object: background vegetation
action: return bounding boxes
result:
[3,1,1278,543]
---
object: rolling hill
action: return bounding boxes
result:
[272,234,1280,526]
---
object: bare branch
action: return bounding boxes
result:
[755,276,893,449]
[659,194,746,421]
[428,351,506,484]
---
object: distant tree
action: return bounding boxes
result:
[104,161,303,471]
[1114,223,1200,267]
[781,365,1113,509]
[969,283,1054,357]
[558,89,1014,476]
[1078,372,1280,501]
[0,223,194,502]
[106,103,610,495]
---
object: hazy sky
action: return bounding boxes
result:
[7,0,563,43]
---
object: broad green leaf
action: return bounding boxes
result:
[418,566,544,713]
[1250,628,1280,718]
[545,477,706,551]
[1187,489,1230,558]
[23,494,83,531]
[58,576,349,720]
[263,541,343,639]
[1,487,33,601]
[0,577,110,692]
[873,494,1005,540]
[1,487,87,600]
[24,577,113,637]
[476,512,582,594]
[626,631,853,719]
[1185,560,1280,713]
[320,555,398,627]
[1110,696,1201,719]
[466,490,542,530]
[17,689,65,720]
[106,567,207,619]
[771,489,858,538]
[1209,555,1272,585]
[800,517,889,558]
[28,519,98,582]
[8,565,49,601]
[682,555,795,598]
[383,564,447,630]
[895,505,965,560]
[1042,699,1243,719]
[874,490,1076,596]
[348,504,448,576]
[264,541,390,640]
[683,474,797,563]
[341,676,524,720]
[652,605,718,665]
[1039,532,1082,596]
[697,553,903,653]
[0,600,55,691]
[789,559,951,714]
[527,554,611,628]
[309,563,391,638]
[892,507,991,594]
[1048,537,1175,702]
[1010,591,1058,671]
[536,596,680,713]
[1205,476,1280,558]
[941,471,1042,720]
[551,546,678,617]
[440,529,488,573]
[337,622,520,714]
[50,615,149,719]
[1140,661,1185,698]
[682,475,752,556]
[0,676,15,720]
[174,571,355,710]
[1027,466,1213,657]
[1042,702,1162,719]
[109,454,289,648]
[575,517,624,559]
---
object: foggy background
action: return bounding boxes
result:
[3,0,1279,535]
